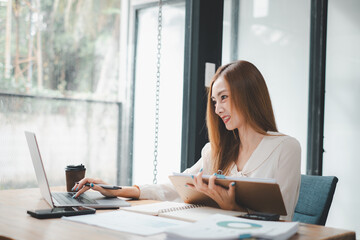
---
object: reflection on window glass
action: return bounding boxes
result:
[0,0,122,189]
[132,2,185,185]
[222,0,310,173]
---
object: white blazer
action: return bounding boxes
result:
[139,132,301,221]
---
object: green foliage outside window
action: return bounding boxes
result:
[0,0,121,101]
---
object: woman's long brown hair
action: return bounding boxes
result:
[206,60,278,174]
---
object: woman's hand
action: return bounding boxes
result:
[188,171,241,211]
[72,177,140,199]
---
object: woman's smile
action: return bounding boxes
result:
[222,115,231,124]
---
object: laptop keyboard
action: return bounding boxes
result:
[52,192,97,205]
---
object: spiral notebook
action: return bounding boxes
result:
[123,201,246,222]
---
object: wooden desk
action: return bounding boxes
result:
[0,188,356,240]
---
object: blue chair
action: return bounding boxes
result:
[293,174,338,225]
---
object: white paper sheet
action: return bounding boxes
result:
[63,210,190,236]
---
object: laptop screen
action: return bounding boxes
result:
[25,131,55,208]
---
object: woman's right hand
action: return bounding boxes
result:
[72,177,140,199]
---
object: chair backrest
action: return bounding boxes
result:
[292,174,338,225]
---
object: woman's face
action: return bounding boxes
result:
[211,77,245,131]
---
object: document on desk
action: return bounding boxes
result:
[63,210,190,236]
[165,214,299,240]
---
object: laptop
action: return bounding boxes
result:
[25,131,130,209]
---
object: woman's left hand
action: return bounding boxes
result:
[188,171,241,211]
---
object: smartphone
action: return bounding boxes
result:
[27,206,96,219]
[239,212,280,221]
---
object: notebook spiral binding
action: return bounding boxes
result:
[158,204,205,214]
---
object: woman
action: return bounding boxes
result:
[73,60,301,221]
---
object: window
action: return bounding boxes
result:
[0,0,122,188]
[130,1,186,185]
[323,0,360,235]
[222,0,311,173]
[0,0,186,189]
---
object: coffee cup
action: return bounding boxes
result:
[65,164,86,192]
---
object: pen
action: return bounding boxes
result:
[84,183,122,190]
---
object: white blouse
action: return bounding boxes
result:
[139,132,301,221]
